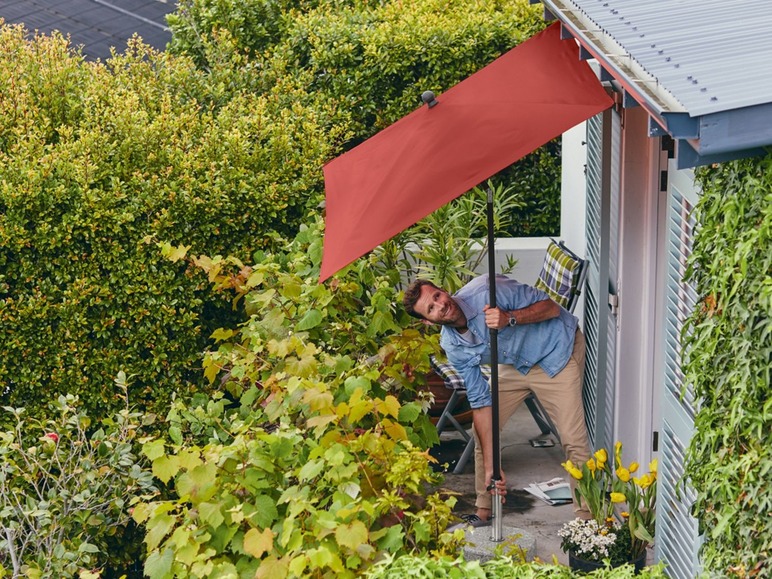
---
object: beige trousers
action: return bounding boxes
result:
[473,329,591,513]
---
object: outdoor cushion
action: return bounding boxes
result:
[430,355,490,390]
[534,240,582,309]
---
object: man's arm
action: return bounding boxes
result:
[483,298,559,330]
[473,405,507,497]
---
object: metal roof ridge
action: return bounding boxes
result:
[543,0,687,117]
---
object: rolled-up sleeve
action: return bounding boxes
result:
[447,351,491,409]
[498,275,550,309]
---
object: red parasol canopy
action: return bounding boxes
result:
[320,23,612,281]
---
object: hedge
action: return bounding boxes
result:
[0,25,346,419]
[166,0,559,236]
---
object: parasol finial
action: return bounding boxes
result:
[421,90,439,108]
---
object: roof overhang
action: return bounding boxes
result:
[539,0,769,168]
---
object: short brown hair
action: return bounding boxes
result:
[402,279,439,319]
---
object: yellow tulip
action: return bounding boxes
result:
[649,458,658,474]
[569,467,583,480]
[610,492,626,503]
[628,462,639,473]
[586,458,597,472]
[614,444,623,467]
[635,474,653,489]
[621,511,630,518]
[562,460,583,479]
[616,467,631,482]
[594,448,607,466]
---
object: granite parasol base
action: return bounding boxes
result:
[462,525,536,564]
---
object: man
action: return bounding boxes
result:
[403,274,591,527]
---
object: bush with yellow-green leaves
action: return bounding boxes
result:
[0,24,345,420]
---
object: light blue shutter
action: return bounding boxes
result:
[656,165,702,577]
[582,109,620,451]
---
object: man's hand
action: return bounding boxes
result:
[485,470,508,500]
[483,305,509,330]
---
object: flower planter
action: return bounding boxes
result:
[424,370,473,426]
[568,550,646,573]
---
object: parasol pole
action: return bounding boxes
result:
[486,187,503,542]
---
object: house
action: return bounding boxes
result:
[0,0,174,61]
[529,1,772,576]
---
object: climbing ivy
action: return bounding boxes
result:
[684,154,772,576]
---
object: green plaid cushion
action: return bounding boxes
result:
[430,355,490,391]
[534,240,582,309]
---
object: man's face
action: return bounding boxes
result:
[413,284,465,326]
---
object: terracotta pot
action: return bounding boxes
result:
[424,371,473,427]
[568,550,646,573]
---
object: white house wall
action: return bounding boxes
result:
[614,106,661,464]
[559,122,590,322]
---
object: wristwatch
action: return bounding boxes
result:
[507,312,517,327]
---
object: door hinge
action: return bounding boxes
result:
[608,293,619,316]
[652,431,659,452]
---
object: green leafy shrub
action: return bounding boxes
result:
[133,219,466,577]
[169,0,544,135]
[271,0,544,134]
[167,0,325,69]
[184,215,441,440]
[365,553,669,578]
[0,25,347,420]
[684,154,772,576]
[0,373,157,578]
[136,390,459,578]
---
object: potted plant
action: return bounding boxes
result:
[559,442,657,572]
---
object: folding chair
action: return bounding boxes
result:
[430,355,487,474]
[430,239,587,474]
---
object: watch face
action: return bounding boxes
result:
[508,316,516,326]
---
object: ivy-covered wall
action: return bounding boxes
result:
[685,154,771,576]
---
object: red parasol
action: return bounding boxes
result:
[321,23,612,281]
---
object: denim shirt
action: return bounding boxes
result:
[439,274,578,409]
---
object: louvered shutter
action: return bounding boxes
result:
[655,164,702,577]
[582,109,620,450]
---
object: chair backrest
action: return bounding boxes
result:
[430,355,490,390]
[533,239,587,313]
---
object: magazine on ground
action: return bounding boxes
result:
[524,477,573,506]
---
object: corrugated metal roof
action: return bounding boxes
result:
[544,0,772,117]
[0,0,174,61]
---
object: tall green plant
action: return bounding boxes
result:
[370,181,520,294]
[684,154,771,576]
